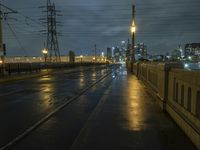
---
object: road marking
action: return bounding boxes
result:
[69,85,112,150]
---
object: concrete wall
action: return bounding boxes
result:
[132,62,200,149]
[167,69,200,149]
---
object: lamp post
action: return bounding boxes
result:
[131,24,136,62]
[93,57,95,62]
[42,48,48,64]
[131,5,136,63]
[129,5,136,72]
[80,55,83,62]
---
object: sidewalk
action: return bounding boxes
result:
[69,69,197,150]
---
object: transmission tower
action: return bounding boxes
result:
[42,0,61,62]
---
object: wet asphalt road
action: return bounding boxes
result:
[0,64,197,150]
[0,65,117,149]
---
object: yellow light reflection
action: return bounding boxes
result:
[124,77,146,131]
[126,100,143,131]
[38,76,56,109]
[92,72,96,77]
[42,84,53,93]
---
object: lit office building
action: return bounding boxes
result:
[185,43,200,60]
[135,43,147,60]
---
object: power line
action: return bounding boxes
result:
[16,12,46,28]
[5,20,28,55]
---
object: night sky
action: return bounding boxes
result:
[2,0,200,56]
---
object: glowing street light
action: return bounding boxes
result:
[188,56,192,61]
[131,25,136,34]
[130,22,136,64]
[80,55,83,62]
[42,48,48,63]
[130,20,136,35]
[93,57,95,61]
[42,49,48,55]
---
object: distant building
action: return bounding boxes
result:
[135,43,147,60]
[171,49,181,60]
[185,43,200,59]
[126,43,132,61]
[106,48,112,61]
[112,42,127,63]
[113,47,120,62]
[120,41,127,62]
[178,45,184,58]
[152,55,164,61]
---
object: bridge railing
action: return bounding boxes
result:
[0,62,106,76]
[167,68,200,149]
[131,62,200,149]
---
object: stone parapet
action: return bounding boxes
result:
[131,62,200,149]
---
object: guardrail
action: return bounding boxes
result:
[0,62,107,76]
[131,62,200,150]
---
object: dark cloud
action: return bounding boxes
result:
[2,0,200,56]
[134,0,200,54]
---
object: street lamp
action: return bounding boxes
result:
[130,5,136,64]
[131,26,136,34]
[42,48,48,63]
[93,57,96,62]
[130,23,136,62]
[80,55,83,62]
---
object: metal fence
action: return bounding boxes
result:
[0,62,106,76]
